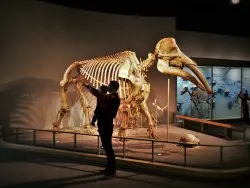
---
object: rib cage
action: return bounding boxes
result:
[79,51,135,99]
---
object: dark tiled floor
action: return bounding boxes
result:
[0,146,249,188]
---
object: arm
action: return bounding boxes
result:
[85,84,103,98]
[85,84,109,101]
[88,85,101,97]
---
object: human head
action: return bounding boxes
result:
[108,80,119,93]
[99,85,108,94]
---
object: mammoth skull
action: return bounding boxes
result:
[155,38,212,94]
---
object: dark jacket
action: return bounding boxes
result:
[88,86,120,120]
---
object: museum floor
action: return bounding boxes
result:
[0,146,249,188]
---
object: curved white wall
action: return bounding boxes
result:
[0,0,176,128]
[0,0,175,83]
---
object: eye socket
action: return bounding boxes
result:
[170,47,178,53]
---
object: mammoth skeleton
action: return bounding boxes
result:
[53,38,212,139]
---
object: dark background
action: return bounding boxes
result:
[39,0,250,37]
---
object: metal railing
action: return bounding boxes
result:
[1,127,250,169]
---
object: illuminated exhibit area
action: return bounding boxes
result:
[52,37,212,139]
[177,66,212,119]
[177,66,250,120]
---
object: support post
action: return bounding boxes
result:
[184,146,187,166]
[152,140,155,163]
[74,133,77,151]
[122,137,126,158]
[211,66,214,120]
[225,128,232,140]
[97,135,100,155]
[33,129,36,146]
[220,146,223,168]
[183,120,188,128]
[53,131,56,148]
[167,76,170,141]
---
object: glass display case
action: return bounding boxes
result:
[212,67,241,119]
[177,66,212,119]
[177,66,245,120]
[242,68,250,116]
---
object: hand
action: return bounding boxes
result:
[84,83,90,89]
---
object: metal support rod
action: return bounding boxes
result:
[140,113,143,128]
[240,67,243,118]
[155,99,157,130]
[152,140,155,163]
[211,66,214,120]
[220,146,223,167]
[184,146,187,166]
[167,76,170,141]
[16,128,18,143]
[33,129,36,146]
[243,127,246,141]
[122,137,126,158]
[97,135,100,155]
[2,126,5,141]
[74,133,77,151]
[53,131,56,148]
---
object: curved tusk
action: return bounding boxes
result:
[157,59,205,91]
[180,52,212,94]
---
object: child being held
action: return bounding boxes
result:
[90,85,108,126]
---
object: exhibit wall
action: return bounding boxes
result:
[0,0,176,130]
[176,30,250,61]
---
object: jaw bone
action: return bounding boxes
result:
[155,38,212,94]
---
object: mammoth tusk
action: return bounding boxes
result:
[157,60,205,91]
[180,52,212,94]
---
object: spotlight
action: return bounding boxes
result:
[231,0,240,4]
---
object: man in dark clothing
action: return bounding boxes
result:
[238,91,250,124]
[85,81,120,177]
[90,85,108,126]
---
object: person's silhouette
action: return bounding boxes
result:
[238,91,250,124]
[90,85,108,126]
[85,81,120,177]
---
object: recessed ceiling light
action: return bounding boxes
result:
[231,0,240,4]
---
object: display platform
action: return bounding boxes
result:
[4,124,249,170]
